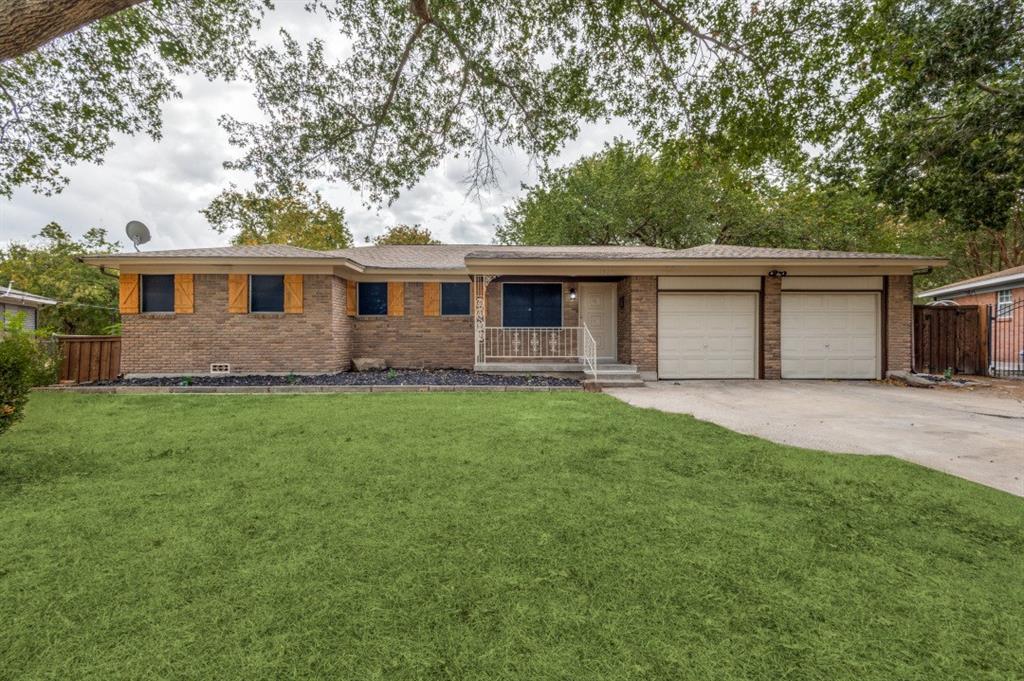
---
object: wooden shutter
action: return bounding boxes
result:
[423,282,440,316]
[227,274,248,313]
[346,280,357,316]
[119,273,139,314]
[174,274,194,314]
[284,274,303,313]
[387,282,404,316]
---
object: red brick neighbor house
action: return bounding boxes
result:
[920,265,1024,369]
[82,244,945,381]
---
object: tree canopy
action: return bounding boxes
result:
[0,222,120,334]
[202,183,351,251]
[370,224,440,246]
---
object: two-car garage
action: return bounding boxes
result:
[657,276,882,380]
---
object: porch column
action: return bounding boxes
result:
[763,275,782,379]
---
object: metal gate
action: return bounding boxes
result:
[988,300,1024,377]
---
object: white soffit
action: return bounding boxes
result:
[658,276,761,291]
[781,276,883,291]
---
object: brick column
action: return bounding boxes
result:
[763,276,782,379]
[628,276,658,375]
[886,274,913,373]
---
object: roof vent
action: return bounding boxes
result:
[210,363,231,374]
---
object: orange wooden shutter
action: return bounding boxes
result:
[284,274,303,313]
[346,280,357,316]
[119,273,139,314]
[387,282,404,316]
[227,274,248,313]
[423,282,440,316]
[174,274,194,314]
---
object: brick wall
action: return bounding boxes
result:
[625,276,657,373]
[616,278,631,364]
[352,282,474,369]
[121,273,349,375]
[886,274,913,373]
[763,276,782,379]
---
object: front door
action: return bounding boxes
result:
[579,283,617,361]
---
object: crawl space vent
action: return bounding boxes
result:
[210,363,231,375]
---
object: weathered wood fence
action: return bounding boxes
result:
[912,306,982,375]
[58,335,121,384]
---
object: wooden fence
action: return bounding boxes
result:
[58,335,121,384]
[913,306,982,375]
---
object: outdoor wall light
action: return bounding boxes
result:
[568,287,577,301]
[768,270,788,278]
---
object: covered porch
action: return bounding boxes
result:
[470,274,645,384]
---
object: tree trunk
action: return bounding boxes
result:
[0,0,145,61]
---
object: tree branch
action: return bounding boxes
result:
[0,0,146,61]
[645,0,750,61]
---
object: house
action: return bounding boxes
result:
[81,244,945,380]
[920,265,1024,369]
[0,284,57,331]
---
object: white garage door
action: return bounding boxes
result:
[781,293,880,379]
[658,293,758,379]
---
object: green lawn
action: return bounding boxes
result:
[1,392,1022,680]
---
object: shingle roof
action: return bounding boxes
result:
[330,244,672,268]
[0,287,58,307]
[106,245,333,258]
[920,264,1024,298]
[667,245,941,260]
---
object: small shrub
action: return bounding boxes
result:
[286,372,299,385]
[943,367,954,381]
[387,368,398,381]
[0,317,50,436]
[179,376,194,387]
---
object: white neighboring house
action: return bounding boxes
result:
[0,284,57,331]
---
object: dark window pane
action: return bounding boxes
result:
[502,283,562,327]
[358,282,388,316]
[141,274,174,312]
[250,275,284,312]
[441,282,470,316]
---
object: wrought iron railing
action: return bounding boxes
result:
[988,300,1024,377]
[581,324,598,378]
[481,326,581,360]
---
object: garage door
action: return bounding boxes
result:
[658,293,758,379]
[781,293,879,379]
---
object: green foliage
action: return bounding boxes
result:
[1,392,1021,677]
[0,316,56,436]
[0,1,271,198]
[0,223,120,334]
[497,140,760,249]
[370,224,440,246]
[202,183,352,250]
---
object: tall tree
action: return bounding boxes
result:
[497,140,760,249]
[202,184,352,250]
[0,0,146,60]
[0,222,120,334]
[370,224,440,246]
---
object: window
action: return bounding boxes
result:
[141,274,174,312]
[250,275,285,312]
[358,282,388,316]
[502,283,562,327]
[441,282,471,316]
[997,289,1013,318]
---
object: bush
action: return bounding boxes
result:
[0,316,56,436]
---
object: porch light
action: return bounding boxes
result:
[568,287,577,301]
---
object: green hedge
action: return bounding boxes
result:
[0,315,57,436]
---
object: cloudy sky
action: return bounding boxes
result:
[0,2,630,251]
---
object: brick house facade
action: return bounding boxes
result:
[87,244,941,379]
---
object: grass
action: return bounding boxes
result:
[0,392,1021,680]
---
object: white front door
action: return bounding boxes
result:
[781,293,880,379]
[658,293,759,379]
[579,283,618,361]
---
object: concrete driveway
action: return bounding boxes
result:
[606,381,1024,496]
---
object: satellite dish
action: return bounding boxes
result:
[126,221,151,251]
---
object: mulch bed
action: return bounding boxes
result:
[103,369,580,388]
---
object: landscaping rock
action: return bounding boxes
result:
[98,368,580,388]
[352,357,387,371]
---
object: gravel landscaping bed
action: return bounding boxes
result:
[104,369,580,388]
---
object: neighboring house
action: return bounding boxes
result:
[82,244,945,380]
[920,265,1024,368]
[0,284,57,331]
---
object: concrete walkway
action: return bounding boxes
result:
[606,381,1024,496]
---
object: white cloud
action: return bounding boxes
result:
[0,4,634,250]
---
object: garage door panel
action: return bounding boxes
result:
[782,293,879,379]
[658,293,758,379]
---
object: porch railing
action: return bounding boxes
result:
[477,325,598,377]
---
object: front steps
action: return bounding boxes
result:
[476,361,646,389]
